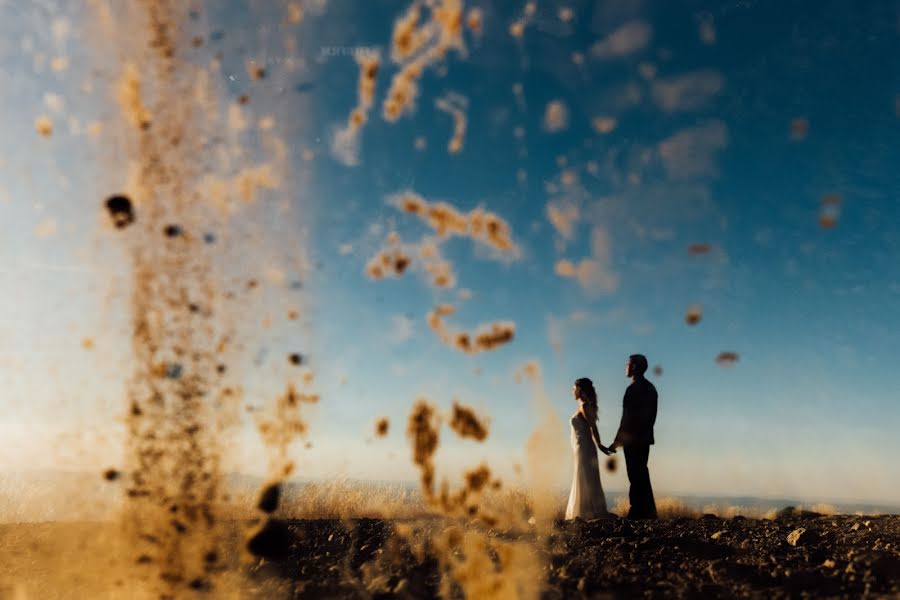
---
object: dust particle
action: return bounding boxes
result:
[790,117,809,140]
[715,351,739,366]
[105,194,135,229]
[685,305,703,326]
[247,60,267,80]
[287,2,304,24]
[466,8,483,33]
[375,417,390,438]
[103,468,121,481]
[35,116,54,137]
[687,243,711,255]
[288,353,303,366]
[543,100,568,133]
[605,457,617,473]
[449,401,489,441]
[406,399,440,497]
[163,224,182,238]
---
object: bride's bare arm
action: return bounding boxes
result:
[589,420,612,455]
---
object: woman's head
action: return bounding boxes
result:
[574,377,598,420]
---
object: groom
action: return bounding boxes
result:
[610,354,658,519]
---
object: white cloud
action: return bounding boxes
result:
[590,20,652,60]
[658,120,728,179]
[651,70,724,112]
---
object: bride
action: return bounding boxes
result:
[565,377,614,519]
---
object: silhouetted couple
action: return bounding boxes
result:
[565,354,658,520]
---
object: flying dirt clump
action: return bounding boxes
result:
[332,51,380,166]
[365,232,413,280]
[375,417,390,438]
[390,190,519,256]
[687,243,712,255]
[406,399,441,498]
[105,194,135,229]
[257,481,281,514]
[449,401,489,441]
[426,304,516,355]
[715,351,739,366]
[435,92,468,154]
[685,304,703,325]
[383,0,467,122]
[543,100,569,132]
[35,115,54,137]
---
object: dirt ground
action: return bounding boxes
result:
[2,511,898,598]
[249,511,900,599]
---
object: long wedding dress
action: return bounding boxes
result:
[565,412,609,519]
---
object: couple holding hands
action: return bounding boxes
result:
[565,354,658,520]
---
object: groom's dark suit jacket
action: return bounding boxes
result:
[614,377,658,447]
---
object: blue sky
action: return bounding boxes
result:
[1,0,899,505]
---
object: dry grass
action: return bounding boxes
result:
[279,480,429,520]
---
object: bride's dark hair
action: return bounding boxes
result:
[575,377,598,422]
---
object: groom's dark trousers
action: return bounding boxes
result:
[624,445,657,519]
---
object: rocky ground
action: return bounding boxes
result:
[248,510,900,599]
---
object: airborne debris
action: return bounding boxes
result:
[819,194,841,228]
[163,224,182,238]
[687,243,712,255]
[103,468,121,481]
[790,117,809,140]
[391,191,519,255]
[35,115,54,137]
[592,116,617,134]
[375,417,390,437]
[105,194,135,229]
[543,100,569,132]
[246,60,266,80]
[383,0,467,122]
[427,305,516,355]
[332,51,380,166]
[605,457,617,473]
[435,92,468,154]
[406,399,440,498]
[257,482,281,513]
[466,8,483,33]
[715,351,739,366]
[685,305,703,326]
[449,401,489,441]
[288,353,303,366]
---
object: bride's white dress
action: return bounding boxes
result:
[565,412,609,519]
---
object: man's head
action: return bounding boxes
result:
[626,354,648,378]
